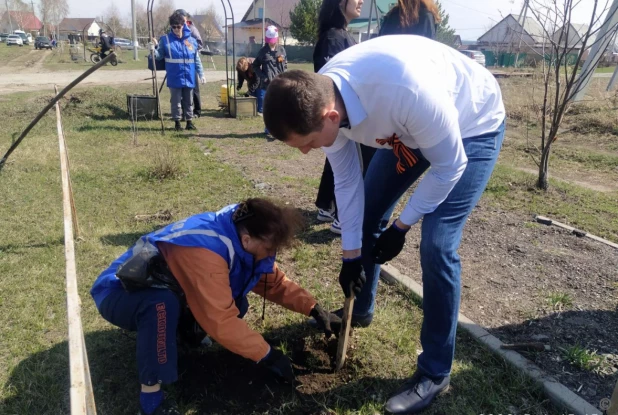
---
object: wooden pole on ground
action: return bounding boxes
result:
[335,292,354,371]
[55,86,96,415]
[55,86,81,237]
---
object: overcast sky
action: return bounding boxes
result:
[62,0,607,40]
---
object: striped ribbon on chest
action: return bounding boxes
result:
[376,133,418,174]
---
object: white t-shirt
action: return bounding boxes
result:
[319,35,505,250]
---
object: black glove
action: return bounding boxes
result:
[310,304,342,338]
[339,257,366,298]
[372,223,408,264]
[260,347,295,383]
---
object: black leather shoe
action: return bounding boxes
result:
[308,307,373,329]
[385,372,450,414]
[185,121,197,131]
[174,121,183,131]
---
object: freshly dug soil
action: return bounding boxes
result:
[177,334,358,414]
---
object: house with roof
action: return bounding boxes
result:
[58,18,102,41]
[553,23,592,50]
[0,11,42,34]
[347,0,392,42]
[477,13,546,52]
[229,0,299,45]
[192,14,224,43]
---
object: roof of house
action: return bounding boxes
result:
[357,0,393,20]
[59,18,98,32]
[478,13,546,43]
[241,0,296,26]
[192,14,224,36]
[508,14,545,40]
[2,11,42,30]
[227,18,278,29]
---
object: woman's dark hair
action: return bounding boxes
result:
[169,12,185,26]
[389,0,440,28]
[318,0,349,36]
[233,198,305,249]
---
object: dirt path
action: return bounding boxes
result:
[0,64,227,95]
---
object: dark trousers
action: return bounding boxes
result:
[315,144,377,215]
[193,73,201,116]
[180,73,201,118]
[97,288,250,386]
[99,288,181,386]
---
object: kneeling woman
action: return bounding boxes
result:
[90,198,339,415]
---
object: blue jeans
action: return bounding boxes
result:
[357,121,505,378]
[252,88,266,113]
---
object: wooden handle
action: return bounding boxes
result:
[335,294,354,371]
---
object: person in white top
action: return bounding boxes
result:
[263,35,505,414]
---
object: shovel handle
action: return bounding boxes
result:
[335,291,354,371]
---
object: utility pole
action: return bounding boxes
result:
[6,0,13,32]
[262,0,265,45]
[514,0,528,67]
[575,0,618,100]
[131,0,138,60]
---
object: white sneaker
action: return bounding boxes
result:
[317,208,335,222]
[330,219,342,235]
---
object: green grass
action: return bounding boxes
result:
[41,46,312,72]
[561,346,603,372]
[0,42,34,67]
[484,164,618,243]
[594,66,617,73]
[546,292,573,311]
[0,84,557,414]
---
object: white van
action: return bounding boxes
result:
[13,30,32,45]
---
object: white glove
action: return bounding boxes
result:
[199,76,205,84]
[148,42,155,51]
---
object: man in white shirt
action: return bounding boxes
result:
[263,35,505,414]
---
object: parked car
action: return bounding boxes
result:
[6,34,23,46]
[0,33,9,43]
[35,36,52,50]
[112,37,141,49]
[460,50,486,67]
[13,30,31,45]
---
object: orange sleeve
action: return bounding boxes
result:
[251,263,317,316]
[158,242,270,362]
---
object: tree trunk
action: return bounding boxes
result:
[537,143,551,190]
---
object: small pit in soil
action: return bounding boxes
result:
[176,333,358,413]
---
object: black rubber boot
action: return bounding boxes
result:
[186,121,197,131]
[174,120,183,131]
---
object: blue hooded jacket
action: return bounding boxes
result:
[155,24,204,89]
[90,204,276,309]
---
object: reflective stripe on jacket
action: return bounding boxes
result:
[90,204,275,307]
[157,25,198,89]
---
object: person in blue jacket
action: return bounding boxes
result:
[152,12,205,132]
[91,199,340,415]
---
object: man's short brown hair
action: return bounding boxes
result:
[263,70,334,141]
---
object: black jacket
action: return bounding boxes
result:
[237,58,261,94]
[252,45,287,87]
[313,28,356,73]
[379,5,436,39]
